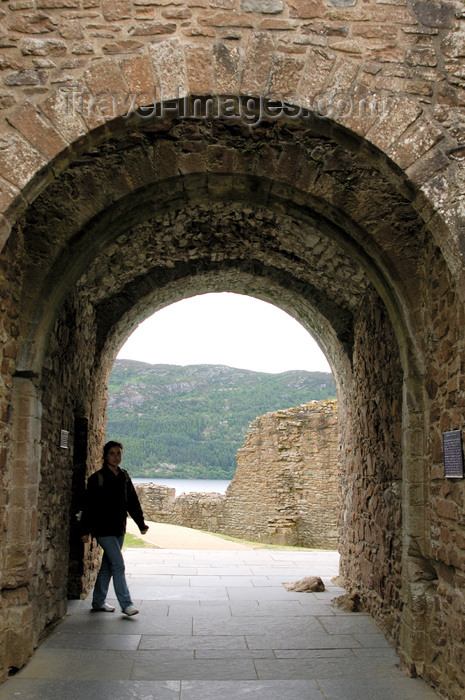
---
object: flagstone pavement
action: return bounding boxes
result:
[0,525,439,699]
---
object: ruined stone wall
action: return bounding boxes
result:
[136,399,339,549]
[223,398,339,546]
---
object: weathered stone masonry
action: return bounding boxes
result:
[136,399,339,549]
[1,1,465,698]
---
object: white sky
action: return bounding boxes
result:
[117,292,332,374]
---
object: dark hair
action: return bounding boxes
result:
[103,440,123,464]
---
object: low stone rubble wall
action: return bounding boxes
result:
[135,399,339,549]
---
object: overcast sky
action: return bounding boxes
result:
[117,292,332,374]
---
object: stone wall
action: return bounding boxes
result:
[421,242,465,697]
[336,290,404,646]
[135,399,339,549]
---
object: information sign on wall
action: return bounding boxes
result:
[60,429,69,450]
[443,429,464,479]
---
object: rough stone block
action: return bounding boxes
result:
[0,133,46,189]
[212,42,241,93]
[185,46,214,94]
[37,0,78,7]
[84,58,128,96]
[39,90,88,143]
[298,49,335,105]
[365,95,422,152]
[4,70,47,86]
[198,11,254,27]
[162,8,193,19]
[407,149,450,187]
[21,37,67,56]
[260,19,295,29]
[120,54,158,99]
[153,138,180,180]
[8,12,58,34]
[241,0,284,13]
[58,19,85,40]
[7,102,67,159]
[0,176,20,217]
[71,41,95,55]
[102,0,131,21]
[411,0,455,29]
[241,31,275,95]
[149,39,188,100]
[6,609,34,669]
[288,0,325,19]
[206,144,234,173]
[210,0,236,7]
[102,40,144,55]
[270,55,305,95]
[0,92,17,110]
[388,117,444,170]
[337,85,380,136]
[128,22,177,36]
[9,1,36,8]
[406,48,437,68]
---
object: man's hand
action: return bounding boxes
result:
[81,535,90,543]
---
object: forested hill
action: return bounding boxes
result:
[106,360,336,479]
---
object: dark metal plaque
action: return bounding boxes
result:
[60,429,69,450]
[443,430,464,478]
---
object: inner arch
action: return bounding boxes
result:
[116,292,332,373]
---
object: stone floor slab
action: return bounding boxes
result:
[131,658,257,681]
[254,656,399,680]
[194,648,275,659]
[139,634,248,650]
[318,676,439,699]
[0,680,181,700]
[180,679,325,699]
[14,649,135,681]
[168,603,232,618]
[226,586,306,600]
[59,610,192,636]
[317,614,388,635]
[193,614,323,636]
[41,632,142,651]
[245,633,360,649]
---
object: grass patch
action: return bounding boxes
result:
[123,533,157,549]
[199,530,332,551]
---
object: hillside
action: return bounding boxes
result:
[106,360,336,479]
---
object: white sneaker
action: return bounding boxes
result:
[92,603,115,612]
[123,605,139,616]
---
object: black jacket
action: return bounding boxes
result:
[81,465,147,537]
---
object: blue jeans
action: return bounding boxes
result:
[92,535,133,611]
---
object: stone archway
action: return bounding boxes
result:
[0,5,464,698]
[1,107,444,690]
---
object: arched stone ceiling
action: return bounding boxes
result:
[12,115,428,373]
[74,202,372,363]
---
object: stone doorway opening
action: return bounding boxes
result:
[1,106,442,689]
[110,290,334,480]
